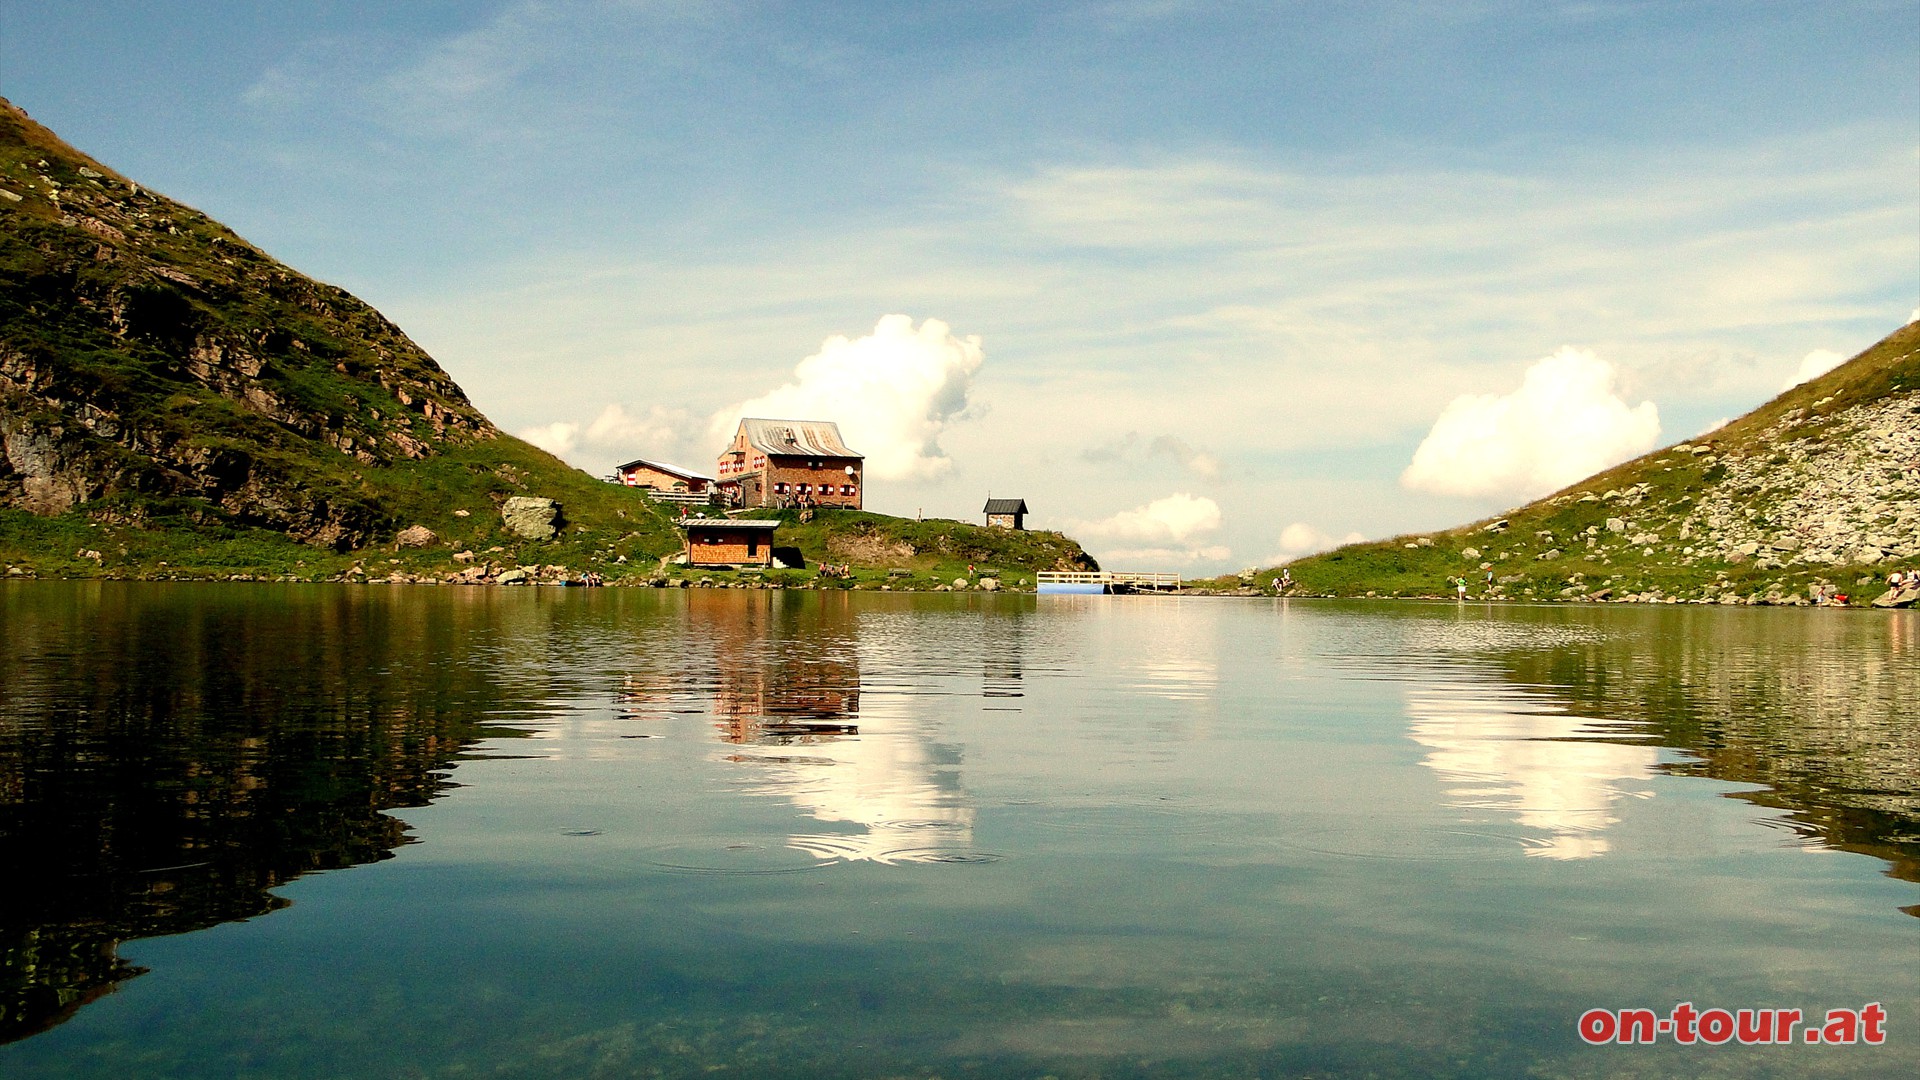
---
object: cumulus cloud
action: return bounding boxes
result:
[1075,493,1231,565]
[1781,348,1846,390]
[1401,347,1661,502]
[518,403,700,469]
[518,420,581,459]
[1272,522,1368,563]
[712,315,983,482]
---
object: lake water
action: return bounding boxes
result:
[0,583,1914,1078]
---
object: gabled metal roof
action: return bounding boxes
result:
[616,458,713,482]
[736,418,861,459]
[983,498,1028,515]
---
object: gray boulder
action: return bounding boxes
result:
[501,497,560,540]
[496,568,530,585]
[1871,584,1920,609]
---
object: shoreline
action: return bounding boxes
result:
[5,572,1910,608]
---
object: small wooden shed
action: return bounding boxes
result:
[682,518,779,567]
[983,498,1028,530]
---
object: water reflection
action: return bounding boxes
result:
[616,594,981,864]
[1405,682,1659,860]
[1384,605,1920,898]
[1503,608,1920,895]
[0,583,531,1043]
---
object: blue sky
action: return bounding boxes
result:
[5,1,1916,570]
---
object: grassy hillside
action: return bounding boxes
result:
[1,499,1097,588]
[0,96,1100,588]
[1274,321,1920,605]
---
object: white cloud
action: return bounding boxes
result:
[1272,522,1368,563]
[1781,348,1846,390]
[517,420,580,458]
[584,402,696,455]
[515,403,700,471]
[1100,545,1233,566]
[1075,493,1230,566]
[712,314,984,482]
[1402,347,1661,502]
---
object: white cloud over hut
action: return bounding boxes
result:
[713,315,983,482]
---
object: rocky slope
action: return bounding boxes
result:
[0,95,500,548]
[1280,320,1920,605]
[0,98,1101,584]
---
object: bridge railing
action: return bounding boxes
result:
[1036,571,1183,590]
[646,490,717,506]
[1036,571,1108,585]
[1109,571,1183,589]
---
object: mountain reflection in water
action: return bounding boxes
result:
[3,585,1917,1066]
[0,584,533,1043]
[1393,605,1920,897]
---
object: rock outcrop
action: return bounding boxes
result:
[500,497,559,540]
[0,96,501,548]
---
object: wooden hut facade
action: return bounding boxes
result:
[683,518,780,567]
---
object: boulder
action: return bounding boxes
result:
[496,568,529,585]
[501,496,560,540]
[978,577,1001,592]
[1871,584,1920,609]
[395,524,436,548]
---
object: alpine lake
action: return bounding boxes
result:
[1,582,1914,1079]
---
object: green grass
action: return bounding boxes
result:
[1273,321,1920,604]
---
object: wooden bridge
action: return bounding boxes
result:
[1036,570,1183,594]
